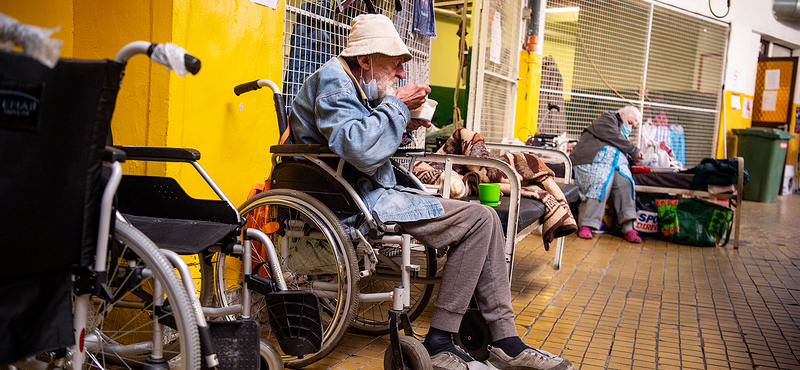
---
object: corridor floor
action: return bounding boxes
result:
[309,194,800,369]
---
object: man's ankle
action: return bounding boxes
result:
[423,327,474,362]
[492,336,531,357]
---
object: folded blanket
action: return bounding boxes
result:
[413,128,577,250]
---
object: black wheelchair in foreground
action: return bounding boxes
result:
[0,40,205,369]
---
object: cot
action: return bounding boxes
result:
[632,157,744,248]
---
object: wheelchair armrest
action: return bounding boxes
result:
[115,145,201,162]
[393,148,426,157]
[103,146,127,163]
[270,144,335,155]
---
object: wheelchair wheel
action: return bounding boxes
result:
[383,336,432,370]
[214,189,359,368]
[453,308,491,361]
[259,339,283,369]
[82,220,201,369]
[350,245,438,335]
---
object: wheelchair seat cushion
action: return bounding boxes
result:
[122,214,238,255]
[117,175,239,224]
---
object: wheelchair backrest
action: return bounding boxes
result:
[0,50,124,278]
[271,160,361,216]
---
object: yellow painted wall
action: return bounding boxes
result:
[167,0,284,205]
[514,51,540,141]
[5,0,283,208]
[787,103,799,168]
[716,91,754,158]
[74,0,172,176]
[716,91,799,169]
[430,16,470,88]
[3,1,169,175]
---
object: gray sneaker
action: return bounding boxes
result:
[430,351,490,370]
[486,346,573,370]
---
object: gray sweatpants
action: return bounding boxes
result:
[579,170,637,232]
[400,197,517,341]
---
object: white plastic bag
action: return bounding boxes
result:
[149,42,190,76]
[0,12,63,68]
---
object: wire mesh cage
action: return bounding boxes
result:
[282,0,432,148]
[538,0,728,167]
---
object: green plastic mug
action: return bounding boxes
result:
[478,183,501,207]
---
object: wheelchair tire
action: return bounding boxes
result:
[259,339,283,370]
[383,336,432,370]
[453,308,491,361]
[350,245,438,336]
[83,219,201,369]
[214,189,359,368]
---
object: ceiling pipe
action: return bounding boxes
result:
[523,0,541,51]
[434,7,472,22]
[774,0,800,22]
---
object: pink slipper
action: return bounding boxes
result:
[577,227,593,239]
[624,230,642,243]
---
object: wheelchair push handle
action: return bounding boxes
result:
[113,41,201,76]
[233,78,281,96]
[234,79,289,137]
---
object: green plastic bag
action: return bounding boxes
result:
[655,198,733,247]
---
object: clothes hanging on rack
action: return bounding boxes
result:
[412,0,436,36]
[669,125,685,166]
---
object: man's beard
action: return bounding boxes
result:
[376,77,399,100]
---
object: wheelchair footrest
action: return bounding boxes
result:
[266,290,324,356]
[201,319,261,370]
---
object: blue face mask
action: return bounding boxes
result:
[359,76,377,101]
[621,122,632,138]
[359,57,378,101]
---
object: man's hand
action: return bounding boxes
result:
[394,84,431,110]
[407,118,431,131]
[632,151,645,165]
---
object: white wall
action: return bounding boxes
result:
[655,0,800,96]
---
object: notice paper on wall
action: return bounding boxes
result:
[251,0,278,9]
[730,93,741,110]
[762,90,778,112]
[742,97,753,119]
[765,69,781,90]
[490,11,502,64]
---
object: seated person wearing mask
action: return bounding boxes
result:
[288,13,573,370]
[569,106,645,243]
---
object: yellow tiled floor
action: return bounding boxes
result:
[307,194,800,369]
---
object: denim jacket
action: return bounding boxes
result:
[289,57,443,237]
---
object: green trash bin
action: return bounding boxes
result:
[733,128,795,202]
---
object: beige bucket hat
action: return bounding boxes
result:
[340,14,412,62]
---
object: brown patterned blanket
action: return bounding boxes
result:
[413,128,577,250]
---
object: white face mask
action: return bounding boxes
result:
[359,57,378,101]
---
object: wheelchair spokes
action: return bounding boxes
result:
[351,244,438,335]
[214,189,359,368]
[81,220,200,370]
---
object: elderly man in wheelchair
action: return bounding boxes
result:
[286,13,574,370]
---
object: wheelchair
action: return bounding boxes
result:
[0,40,203,369]
[225,79,552,368]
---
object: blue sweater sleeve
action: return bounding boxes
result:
[316,89,410,176]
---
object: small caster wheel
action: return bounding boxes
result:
[384,336,432,370]
[259,339,283,370]
[453,308,491,361]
